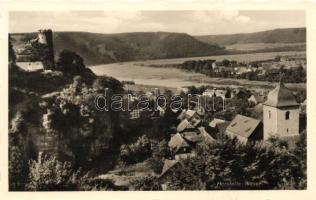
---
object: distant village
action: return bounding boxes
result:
[148,53,306,83]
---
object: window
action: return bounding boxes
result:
[285,111,290,120]
[268,111,271,119]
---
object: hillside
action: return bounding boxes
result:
[195,28,306,46]
[11,32,226,66]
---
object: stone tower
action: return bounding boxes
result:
[38,30,48,44]
[38,29,55,69]
[263,79,300,140]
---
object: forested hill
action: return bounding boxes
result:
[195,28,306,46]
[10,31,226,66]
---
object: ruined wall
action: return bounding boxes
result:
[38,29,55,70]
[13,29,55,70]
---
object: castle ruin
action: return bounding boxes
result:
[14,29,55,71]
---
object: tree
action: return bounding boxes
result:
[222,59,230,67]
[9,145,28,191]
[162,136,306,190]
[56,50,86,73]
[92,76,124,93]
[119,135,152,165]
[293,132,307,189]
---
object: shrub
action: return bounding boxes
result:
[130,176,161,190]
[120,135,152,165]
[26,153,80,191]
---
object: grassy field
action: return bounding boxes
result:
[131,51,306,66]
[90,51,306,91]
[225,42,306,51]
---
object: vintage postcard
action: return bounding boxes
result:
[1,0,316,200]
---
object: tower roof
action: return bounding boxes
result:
[263,80,299,108]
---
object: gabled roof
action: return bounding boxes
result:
[177,119,194,132]
[198,127,216,144]
[160,159,179,177]
[168,133,190,153]
[209,118,226,128]
[182,131,203,143]
[264,81,299,107]
[217,122,230,135]
[248,94,265,104]
[191,118,201,128]
[184,110,196,120]
[177,109,187,120]
[226,115,261,138]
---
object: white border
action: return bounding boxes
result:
[1,1,316,200]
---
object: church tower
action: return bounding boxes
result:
[263,79,300,140]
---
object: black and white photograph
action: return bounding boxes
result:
[7,8,308,192]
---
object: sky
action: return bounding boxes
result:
[9,10,305,35]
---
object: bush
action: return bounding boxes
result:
[130,176,161,190]
[148,140,171,174]
[120,135,152,165]
[26,153,80,191]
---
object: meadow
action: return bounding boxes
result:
[90,51,306,91]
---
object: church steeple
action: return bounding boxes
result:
[278,72,285,88]
[263,74,299,108]
[263,73,300,140]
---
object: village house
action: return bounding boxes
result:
[225,114,263,143]
[168,133,191,155]
[235,66,250,75]
[202,88,228,99]
[209,118,227,130]
[248,93,265,105]
[177,119,195,132]
[177,109,201,123]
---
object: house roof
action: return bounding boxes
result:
[182,131,203,143]
[177,119,194,132]
[226,115,261,138]
[160,159,179,177]
[217,122,230,135]
[248,94,265,103]
[177,109,187,120]
[209,118,226,128]
[168,133,190,153]
[184,110,196,120]
[263,81,299,107]
[198,127,216,144]
[191,118,201,128]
